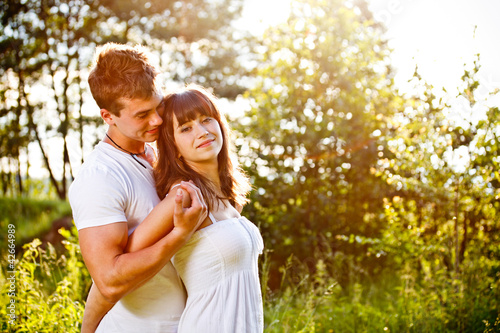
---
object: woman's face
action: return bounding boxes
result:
[173,112,223,168]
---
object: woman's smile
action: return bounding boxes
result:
[197,138,215,149]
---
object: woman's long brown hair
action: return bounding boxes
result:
[154,84,251,210]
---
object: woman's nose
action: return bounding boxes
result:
[196,123,209,137]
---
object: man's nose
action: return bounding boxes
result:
[150,111,163,126]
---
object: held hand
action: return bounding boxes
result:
[173,181,207,236]
[180,181,208,229]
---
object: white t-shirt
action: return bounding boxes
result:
[69,142,186,333]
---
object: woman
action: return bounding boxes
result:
[84,84,264,332]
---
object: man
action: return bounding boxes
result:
[68,43,207,332]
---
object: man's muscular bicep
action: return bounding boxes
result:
[78,222,129,286]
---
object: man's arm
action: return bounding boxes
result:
[81,283,113,333]
[81,182,202,332]
[78,181,206,304]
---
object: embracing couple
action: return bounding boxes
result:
[68,43,264,333]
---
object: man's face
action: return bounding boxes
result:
[109,94,163,144]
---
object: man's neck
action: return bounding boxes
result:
[104,132,145,155]
[104,132,155,168]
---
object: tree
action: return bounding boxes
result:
[377,56,499,270]
[370,55,500,330]
[236,0,401,287]
[0,0,245,198]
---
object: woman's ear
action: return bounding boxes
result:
[100,108,116,126]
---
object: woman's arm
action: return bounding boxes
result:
[125,183,191,252]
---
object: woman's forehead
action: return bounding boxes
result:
[174,108,216,125]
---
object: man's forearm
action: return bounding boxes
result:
[80,181,206,304]
[82,284,114,333]
[91,226,192,303]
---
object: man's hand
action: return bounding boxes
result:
[173,181,208,236]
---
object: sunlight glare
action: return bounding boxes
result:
[236,0,291,35]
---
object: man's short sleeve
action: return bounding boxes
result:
[69,167,128,230]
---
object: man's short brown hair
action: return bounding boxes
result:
[88,43,160,116]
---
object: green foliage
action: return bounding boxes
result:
[237,0,400,287]
[262,244,499,333]
[0,228,90,333]
[0,195,496,332]
[1,0,498,331]
[231,1,499,330]
[0,0,246,198]
[0,197,71,250]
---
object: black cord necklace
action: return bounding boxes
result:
[105,133,147,169]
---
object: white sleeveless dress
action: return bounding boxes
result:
[172,212,264,332]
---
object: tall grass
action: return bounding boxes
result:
[261,248,500,333]
[0,228,89,332]
[0,197,498,332]
[2,232,496,332]
[0,197,87,332]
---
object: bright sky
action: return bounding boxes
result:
[370,0,500,94]
[241,0,500,94]
[236,0,292,35]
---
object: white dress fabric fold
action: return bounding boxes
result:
[173,213,264,333]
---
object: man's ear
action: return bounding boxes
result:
[101,109,115,126]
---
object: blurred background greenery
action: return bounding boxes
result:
[1,0,499,331]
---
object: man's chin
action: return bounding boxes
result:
[144,130,159,142]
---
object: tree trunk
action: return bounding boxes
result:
[454,177,460,274]
[15,155,23,195]
[25,99,65,200]
[34,126,65,199]
[459,213,468,264]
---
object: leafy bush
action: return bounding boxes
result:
[0,226,497,332]
[261,243,499,333]
[0,228,90,333]
[0,196,496,332]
